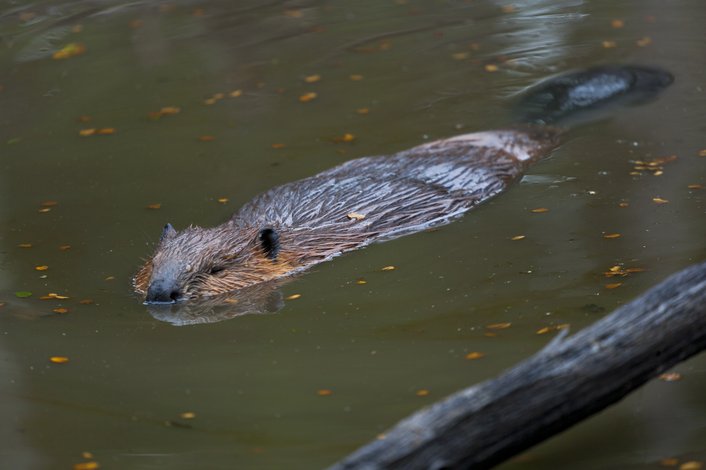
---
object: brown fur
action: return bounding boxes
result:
[134,128,558,302]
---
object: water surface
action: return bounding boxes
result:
[0,1,704,468]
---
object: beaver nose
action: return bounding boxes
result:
[145,282,182,304]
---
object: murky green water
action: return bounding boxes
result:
[1,1,704,469]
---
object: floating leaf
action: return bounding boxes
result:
[180,411,196,419]
[465,352,485,360]
[146,203,161,210]
[356,108,370,115]
[304,74,321,83]
[636,36,652,47]
[530,207,549,213]
[229,89,242,98]
[271,143,286,149]
[73,461,99,470]
[299,92,318,103]
[217,197,229,204]
[18,243,32,248]
[381,265,396,271]
[15,291,32,298]
[602,40,617,48]
[50,356,69,364]
[52,42,86,60]
[355,278,367,285]
[611,19,624,28]
[317,389,333,396]
[486,322,511,329]
[415,389,430,397]
[349,74,364,81]
[35,265,49,271]
[603,233,622,239]
[510,235,525,241]
[484,64,498,72]
[333,133,356,143]
[659,372,682,382]
[605,282,623,289]
[652,197,669,204]
[286,294,301,300]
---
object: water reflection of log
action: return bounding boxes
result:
[329,261,706,470]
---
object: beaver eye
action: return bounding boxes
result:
[209,266,225,275]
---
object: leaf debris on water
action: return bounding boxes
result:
[349,74,364,81]
[15,291,32,298]
[604,265,645,278]
[652,197,669,204]
[381,265,396,271]
[636,36,652,47]
[605,282,623,289]
[465,352,485,360]
[18,243,32,248]
[484,64,498,72]
[536,324,569,335]
[53,308,69,314]
[146,203,161,210]
[679,461,703,470]
[59,244,72,251]
[299,92,318,103]
[317,389,333,396]
[602,40,617,48]
[74,462,99,470]
[286,294,302,300]
[304,74,321,83]
[486,322,511,330]
[603,233,622,239]
[35,265,49,271]
[333,133,356,143]
[52,42,86,59]
[180,411,196,419]
[659,372,682,382]
[50,356,69,364]
[356,108,370,115]
[416,389,430,397]
[530,207,549,213]
[355,278,367,285]
[510,235,525,241]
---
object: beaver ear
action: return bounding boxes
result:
[160,223,177,242]
[258,228,280,260]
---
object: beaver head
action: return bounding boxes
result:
[134,223,285,303]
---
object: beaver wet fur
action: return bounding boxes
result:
[134,65,673,304]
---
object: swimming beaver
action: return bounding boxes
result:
[134,65,673,304]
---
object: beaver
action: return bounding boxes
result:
[134,65,673,305]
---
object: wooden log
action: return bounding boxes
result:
[329,261,706,470]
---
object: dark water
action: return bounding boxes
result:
[0,1,704,468]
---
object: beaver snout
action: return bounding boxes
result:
[145,280,183,304]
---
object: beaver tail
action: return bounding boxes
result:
[514,64,674,127]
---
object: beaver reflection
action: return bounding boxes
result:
[134,65,673,323]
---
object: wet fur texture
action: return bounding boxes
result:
[134,128,558,300]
